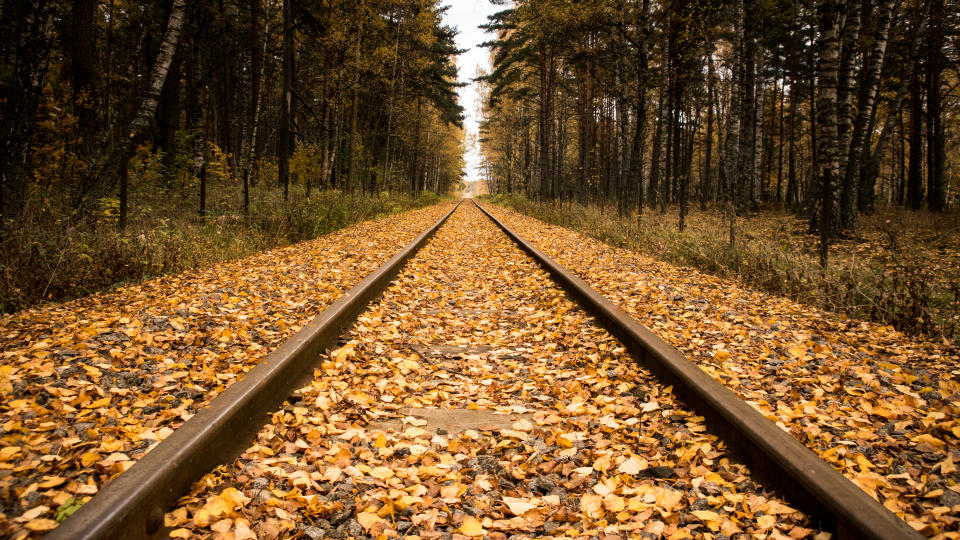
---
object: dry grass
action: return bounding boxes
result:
[0,184,446,313]
[489,194,960,342]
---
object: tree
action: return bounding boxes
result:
[76,0,188,216]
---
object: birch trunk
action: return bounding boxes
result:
[76,0,187,216]
[840,0,892,228]
[816,0,842,256]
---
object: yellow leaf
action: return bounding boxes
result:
[756,514,776,530]
[357,511,386,532]
[580,493,604,519]
[25,519,59,532]
[603,494,625,512]
[370,466,394,481]
[691,510,719,521]
[100,439,123,452]
[617,455,647,475]
[169,528,191,539]
[942,455,957,475]
[912,433,946,448]
[440,483,463,499]
[374,433,387,448]
[39,476,67,488]
[403,426,429,439]
[165,507,188,527]
[503,496,537,515]
[512,419,534,431]
[81,452,101,467]
[458,516,484,537]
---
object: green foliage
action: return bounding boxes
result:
[54,498,84,523]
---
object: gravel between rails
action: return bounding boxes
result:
[0,203,456,538]
[483,203,960,538]
[170,203,815,540]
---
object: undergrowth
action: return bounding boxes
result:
[0,185,445,313]
[488,193,960,342]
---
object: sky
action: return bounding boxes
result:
[442,0,501,182]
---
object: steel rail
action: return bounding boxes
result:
[474,199,920,540]
[48,201,461,540]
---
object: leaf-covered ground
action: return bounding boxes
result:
[484,203,960,538]
[0,203,455,538]
[170,203,815,539]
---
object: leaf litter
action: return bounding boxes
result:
[485,204,960,538]
[0,203,455,538]
[172,203,816,539]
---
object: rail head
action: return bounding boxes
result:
[47,201,461,540]
[473,199,922,540]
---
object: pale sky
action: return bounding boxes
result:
[442,0,500,181]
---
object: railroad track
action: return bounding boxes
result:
[48,200,920,539]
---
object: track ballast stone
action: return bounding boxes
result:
[171,203,815,539]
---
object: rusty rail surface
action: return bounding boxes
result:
[49,201,461,540]
[473,199,920,540]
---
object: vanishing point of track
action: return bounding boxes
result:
[49,201,920,539]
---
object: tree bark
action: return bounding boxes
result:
[71,0,98,159]
[278,0,293,201]
[630,0,650,216]
[835,0,860,227]
[840,0,892,227]
[926,0,946,211]
[539,46,555,202]
[858,7,927,211]
[347,0,365,193]
[76,0,187,216]
[737,0,758,214]
[701,50,715,211]
[816,0,842,251]
[906,59,923,209]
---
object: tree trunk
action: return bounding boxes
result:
[816,0,842,252]
[858,6,927,211]
[701,52,715,211]
[737,0,758,214]
[346,0,365,193]
[71,0,98,159]
[539,46,554,201]
[841,0,892,225]
[278,0,293,201]
[926,0,946,211]
[75,0,187,216]
[248,0,267,184]
[158,51,181,187]
[835,0,861,227]
[906,60,923,210]
[118,153,129,229]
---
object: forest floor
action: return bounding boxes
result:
[0,203,455,537]
[170,202,815,539]
[489,194,960,343]
[2,199,958,537]
[485,202,960,537]
[0,184,445,315]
